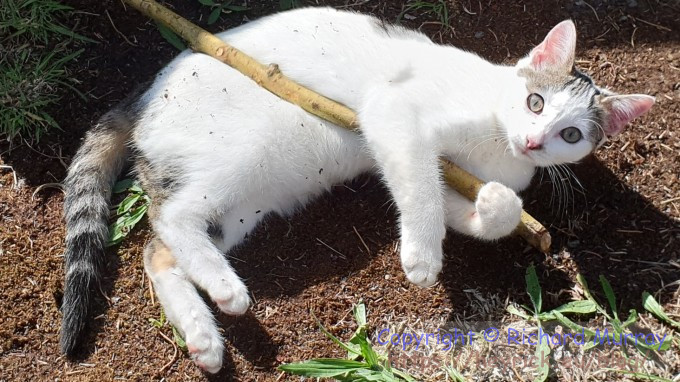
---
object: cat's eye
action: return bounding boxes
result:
[560,127,582,143]
[527,93,544,113]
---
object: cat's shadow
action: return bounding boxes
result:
[220,156,677,371]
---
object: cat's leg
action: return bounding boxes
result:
[444,182,522,240]
[143,238,224,373]
[359,110,446,287]
[212,203,266,254]
[154,191,252,316]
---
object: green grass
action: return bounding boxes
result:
[0,0,91,142]
[279,0,302,11]
[279,301,416,381]
[507,265,674,381]
[396,0,450,29]
[197,0,248,25]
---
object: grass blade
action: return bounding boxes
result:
[278,359,368,377]
[525,264,542,315]
[312,311,362,357]
[599,275,619,321]
[155,22,186,50]
[538,300,597,321]
[642,292,680,330]
[533,333,550,382]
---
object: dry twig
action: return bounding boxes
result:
[122,0,551,252]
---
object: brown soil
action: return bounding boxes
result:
[1,0,679,381]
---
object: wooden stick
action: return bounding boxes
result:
[122,0,551,253]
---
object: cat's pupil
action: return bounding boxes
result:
[560,127,582,143]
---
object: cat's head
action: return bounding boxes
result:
[503,20,654,167]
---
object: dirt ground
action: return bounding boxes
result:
[1,0,679,381]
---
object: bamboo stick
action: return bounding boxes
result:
[122,0,551,253]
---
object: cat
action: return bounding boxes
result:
[60,7,654,373]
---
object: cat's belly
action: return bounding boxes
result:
[133,54,375,216]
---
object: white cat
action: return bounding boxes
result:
[60,7,653,373]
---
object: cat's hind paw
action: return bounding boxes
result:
[474,181,522,240]
[184,323,225,374]
[211,278,252,315]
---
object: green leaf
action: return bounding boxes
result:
[507,304,531,320]
[353,301,367,327]
[599,275,619,321]
[621,309,638,329]
[128,184,144,193]
[125,204,148,227]
[279,0,299,10]
[525,265,542,315]
[155,22,186,51]
[197,0,216,5]
[393,367,416,382]
[117,193,141,214]
[634,335,672,352]
[224,4,248,11]
[278,359,368,377]
[445,364,467,382]
[533,330,550,382]
[207,7,222,24]
[643,291,680,330]
[552,311,596,337]
[538,300,597,321]
[172,326,188,352]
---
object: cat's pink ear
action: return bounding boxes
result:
[529,20,577,70]
[602,94,655,136]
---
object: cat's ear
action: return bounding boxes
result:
[529,20,577,71]
[601,94,655,136]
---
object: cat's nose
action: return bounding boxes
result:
[526,138,543,151]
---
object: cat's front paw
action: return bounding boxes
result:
[400,242,443,287]
[474,181,522,240]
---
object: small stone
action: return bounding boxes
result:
[474,31,485,39]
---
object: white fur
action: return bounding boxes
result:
[134,9,625,373]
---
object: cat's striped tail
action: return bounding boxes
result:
[60,109,133,355]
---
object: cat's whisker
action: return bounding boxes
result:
[452,132,506,162]
[580,117,606,143]
[556,164,575,216]
[465,135,507,161]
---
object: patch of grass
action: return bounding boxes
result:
[155,0,249,51]
[279,301,416,381]
[107,178,151,246]
[0,0,94,43]
[508,266,674,381]
[1,48,83,140]
[396,0,450,28]
[279,0,302,11]
[197,0,248,25]
[0,0,91,142]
